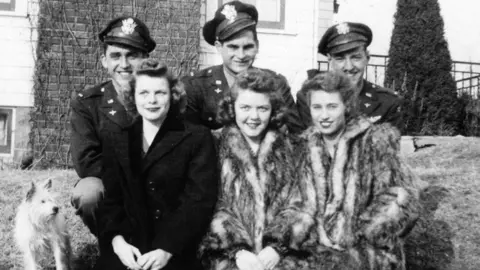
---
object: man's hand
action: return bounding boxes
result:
[258,246,280,270]
[112,235,142,270]
[137,249,172,270]
[235,250,264,270]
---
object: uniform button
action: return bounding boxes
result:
[154,209,162,219]
[150,187,155,192]
[208,117,213,121]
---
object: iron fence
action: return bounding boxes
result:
[318,55,480,98]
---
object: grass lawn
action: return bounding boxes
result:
[0,170,97,270]
[0,136,479,269]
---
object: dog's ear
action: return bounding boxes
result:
[43,178,52,190]
[26,181,36,201]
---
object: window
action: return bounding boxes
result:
[219,0,285,30]
[0,108,12,154]
[0,0,15,12]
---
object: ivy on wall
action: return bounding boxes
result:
[31,0,201,168]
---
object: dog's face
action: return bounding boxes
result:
[25,179,60,224]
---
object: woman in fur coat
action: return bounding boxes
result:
[199,69,315,270]
[297,71,421,270]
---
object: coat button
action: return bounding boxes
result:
[154,209,162,219]
[208,117,213,121]
[150,187,155,192]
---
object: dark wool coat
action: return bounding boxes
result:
[95,114,218,270]
[199,126,315,270]
[182,65,306,133]
[296,117,420,270]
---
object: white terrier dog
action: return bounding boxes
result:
[15,179,72,270]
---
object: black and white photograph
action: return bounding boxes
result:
[0,0,479,269]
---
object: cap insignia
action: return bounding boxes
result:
[336,23,350,35]
[121,18,137,35]
[221,5,237,23]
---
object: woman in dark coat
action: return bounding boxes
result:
[296,71,421,270]
[94,59,218,270]
[199,69,315,270]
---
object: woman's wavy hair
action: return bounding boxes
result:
[124,58,186,117]
[300,70,360,122]
[217,68,287,129]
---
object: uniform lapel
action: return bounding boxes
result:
[99,81,132,128]
[359,80,381,116]
[110,116,140,187]
[111,116,149,210]
[142,115,191,174]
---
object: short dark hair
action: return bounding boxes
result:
[219,25,258,44]
[125,59,186,117]
[300,71,360,122]
[217,68,286,129]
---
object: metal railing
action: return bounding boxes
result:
[318,55,480,98]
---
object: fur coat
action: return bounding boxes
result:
[297,116,421,270]
[199,125,315,270]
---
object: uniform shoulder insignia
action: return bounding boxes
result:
[194,67,213,78]
[375,86,398,96]
[78,82,107,99]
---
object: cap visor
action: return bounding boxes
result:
[328,41,367,55]
[104,37,149,53]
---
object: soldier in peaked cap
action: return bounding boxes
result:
[70,16,155,242]
[182,0,305,134]
[296,22,403,131]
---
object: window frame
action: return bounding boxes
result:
[0,108,13,154]
[218,0,286,30]
[0,0,28,17]
[0,0,15,12]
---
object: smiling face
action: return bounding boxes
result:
[102,44,147,94]
[310,90,346,138]
[234,89,272,143]
[134,75,171,124]
[328,46,369,89]
[215,30,258,75]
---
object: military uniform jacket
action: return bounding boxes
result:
[182,65,305,133]
[70,81,131,178]
[296,79,403,131]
